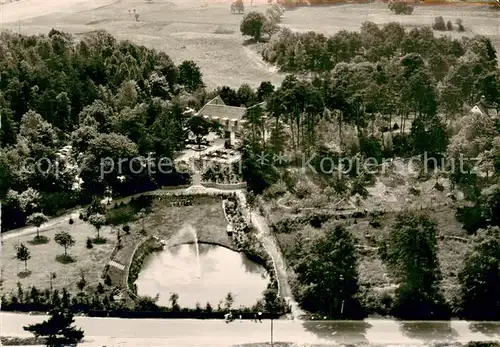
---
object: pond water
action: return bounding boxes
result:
[135,243,269,309]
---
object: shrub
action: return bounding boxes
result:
[309,215,322,229]
[97,282,105,294]
[351,179,369,199]
[388,2,413,15]
[130,194,154,211]
[104,274,112,286]
[379,125,389,133]
[434,181,445,191]
[360,136,383,164]
[432,16,446,31]
[294,181,313,199]
[86,237,93,249]
[105,205,136,225]
[455,205,486,234]
[93,237,107,244]
[122,224,131,234]
[79,213,83,220]
[361,288,394,316]
[263,180,288,200]
[69,218,74,225]
[369,215,382,228]
[408,186,421,196]
[86,197,106,216]
[446,20,453,31]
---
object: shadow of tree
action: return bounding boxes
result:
[28,235,50,245]
[302,320,371,344]
[469,322,500,338]
[241,254,265,275]
[399,321,459,342]
[17,270,32,278]
[55,254,75,264]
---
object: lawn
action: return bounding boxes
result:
[0,217,116,295]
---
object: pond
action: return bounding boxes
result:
[135,243,269,309]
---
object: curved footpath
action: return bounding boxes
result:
[2,312,500,346]
[234,191,304,318]
[1,210,82,241]
[249,209,305,319]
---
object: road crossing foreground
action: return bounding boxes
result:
[2,313,500,346]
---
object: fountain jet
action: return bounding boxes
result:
[165,223,202,278]
[190,226,201,279]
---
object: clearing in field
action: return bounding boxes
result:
[4,1,498,89]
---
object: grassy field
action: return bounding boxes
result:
[0,218,116,295]
[281,3,500,53]
[4,1,499,90]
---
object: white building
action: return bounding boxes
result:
[469,95,498,118]
[194,96,266,146]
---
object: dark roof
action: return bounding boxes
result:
[198,104,247,121]
[197,96,247,121]
[477,98,498,117]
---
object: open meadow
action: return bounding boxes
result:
[1,0,498,89]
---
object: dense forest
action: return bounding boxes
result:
[0,29,209,230]
[243,23,499,196]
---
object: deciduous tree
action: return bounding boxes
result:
[16,243,31,272]
[88,214,106,239]
[293,224,361,318]
[54,231,75,257]
[27,212,49,239]
[178,60,204,92]
[240,11,268,42]
[387,212,449,319]
[459,226,500,320]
